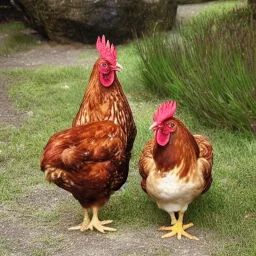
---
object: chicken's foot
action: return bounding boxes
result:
[68,208,90,231]
[158,211,198,240]
[86,207,116,233]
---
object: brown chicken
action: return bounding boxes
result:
[68,35,136,232]
[139,101,213,240]
[41,36,136,233]
[73,35,136,154]
[40,121,127,232]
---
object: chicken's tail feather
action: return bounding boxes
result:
[43,165,75,188]
[194,135,213,194]
[194,135,213,165]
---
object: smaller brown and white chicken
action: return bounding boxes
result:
[139,101,213,240]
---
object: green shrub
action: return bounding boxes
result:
[137,6,256,135]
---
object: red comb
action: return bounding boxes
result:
[153,101,177,124]
[96,35,117,65]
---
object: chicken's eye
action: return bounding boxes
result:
[101,63,108,68]
[169,123,175,128]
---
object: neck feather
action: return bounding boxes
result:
[153,119,199,178]
[73,63,125,126]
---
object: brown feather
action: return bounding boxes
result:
[152,118,199,179]
[139,139,154,193]
[139,117,213,199]
[72,58,136,152]
[41,121,127,208]
[194,135,213,194]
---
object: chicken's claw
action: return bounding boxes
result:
[68,224,83,231]
[159,222,198,240]
[69,207,116,233]
[87,219,116,233]
[68,222,89,231]
[68,208,90,231]
[158,223,194,231]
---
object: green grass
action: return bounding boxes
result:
[0,22,39,55]
[0,23,25,34]
[178,0,242,5]
[1,61,256,255]
[138,2,256,135]
[79,51,98,59]
[0,6,256,255]
[30,249,48,256]
[0,237,10,256]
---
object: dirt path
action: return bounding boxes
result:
[0,43,97,70]
[0,3,215,256]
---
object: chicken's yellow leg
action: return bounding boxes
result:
[158,212,177,229]
[68,208,90,231]
[86,206,117,233]
[158,211,198,240]
[170,212,177,225]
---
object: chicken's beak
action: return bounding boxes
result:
[149,122,158,131]
[111,62,123,72]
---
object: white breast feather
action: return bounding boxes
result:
[146,163,203,213]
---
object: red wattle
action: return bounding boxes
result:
[156,129,170,146]
[100,71,115,87]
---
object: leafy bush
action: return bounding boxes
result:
[137,6,256,135]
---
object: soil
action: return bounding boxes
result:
[0,3,215,256]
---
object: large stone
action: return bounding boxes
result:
[12,0,177,44]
